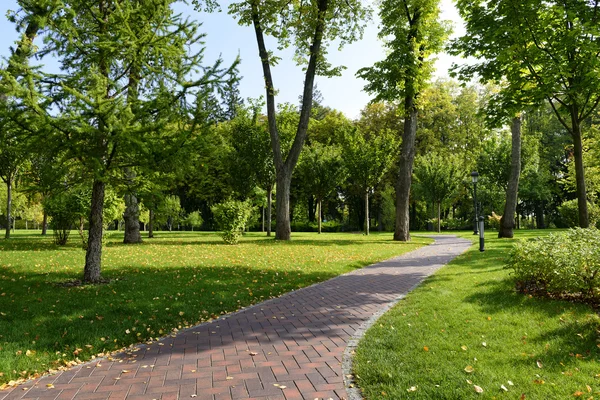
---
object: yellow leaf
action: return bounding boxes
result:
[407,386,417,392]
[461,345,467,351]
[46,384,55,388]
[533,379,545,384]
[573,391,584,397]
[474,385,484,393]
[423,346,429,352]
[586,385,592,393]
[464,366,475,373]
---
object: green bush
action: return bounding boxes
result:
[558,199,599,228]
[507,228,600,301]
[211,200,254,244]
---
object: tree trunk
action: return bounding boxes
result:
[572,120,589,228]
[364,190,370,235]
[123,171,142,244]
[394,97,417,241]
[42,209,48,235]
[267,186,272,237]
[536,201,545,229]
[317,198,322,234]
[5,178,11,239]
[499,115,522,238]
[308,195,315,223]
[437,201,441,233]
[148,208,154,238]
[83,180,105,283]
[275,171,291,240]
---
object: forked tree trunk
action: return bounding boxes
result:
[571,119,589,228]
[267,186,272,237]
[317,197,322,234]
[83,180,105,283]
[5,179,12,239]
[42,209,48,235]
[364,190,370,235]
[394,98,417,242]
[250,0,328,241]
[499,115,522,238]
[148,208,154,238]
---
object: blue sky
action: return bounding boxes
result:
[0,0,464,119]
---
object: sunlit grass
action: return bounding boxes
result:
[0,230,430,385]
[354,230,600,399]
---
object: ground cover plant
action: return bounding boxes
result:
[0,230,429,387]
[353,230,600,399]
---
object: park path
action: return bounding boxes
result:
[1,235,472,400]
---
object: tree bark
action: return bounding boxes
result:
[42,209,48,235]
[536,201,545,229]
[394,98,417,241]
[123,169,142,244]
[262,206,265,232]
[364,190,370,235]
[4,179,11,239]
[83,180,105,283]
[499,115,522,238]
[275,171,291,240]
[572,120,589,228]
[267,186,272,237]
[148,208,154,238]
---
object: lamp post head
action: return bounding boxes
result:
[471,171,479,184]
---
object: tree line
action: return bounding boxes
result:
[1,0,599,283]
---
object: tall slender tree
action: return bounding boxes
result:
[357,0,450,241]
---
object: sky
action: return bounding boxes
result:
[0,0,467,119]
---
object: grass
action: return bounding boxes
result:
[0,229,430,386]
[353,230,600,399]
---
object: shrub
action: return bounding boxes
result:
[507,228,600,301]
[211,200,254,244]
[558,199,599,228]
[487,211,502,230]
[43,194,75,245]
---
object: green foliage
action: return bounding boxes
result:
[156,195,182,231]
[413,152,463,208]
[212,199,254,244]
[558,199,599,229]
[227,0,371,77]
[507,228,600,301]
[357,0,451,103]
[43,192,75,245]
[185,211,203,230]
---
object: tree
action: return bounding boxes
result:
[357,0,450,241]
[453,0,600,228]
[17,0,235,282]
[413,152,462,232]
[222,0,370,240]
[157,195,182,232]
[185,211,203,231]
[297,143,346,234]
[342,127,397,235]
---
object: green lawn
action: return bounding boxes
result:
[0,230,429,387]
[353,230,600,399]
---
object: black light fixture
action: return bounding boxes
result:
[471,171,479,235]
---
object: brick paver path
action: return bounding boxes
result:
[1,235,471,400]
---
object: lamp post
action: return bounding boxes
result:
[471,171,479,235]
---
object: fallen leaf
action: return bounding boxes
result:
[520,394,526,400]
[487,316,492,321]
[423,346,429,352]
[249,352,258,356]
[573,391,584,397]
[464,366,475,373]
[191,395,197,398]
[46,384,54,388]
[226,376,233,380]
[536,360,543,369]
[482,342,487,347]
[501,384,508,392]
[474,385,484,393]
[407,386,417,392]
[508,381,514,386]
[533,379,545,384]
[586,385,592,393]
[461,345,467,351]
[278,386,286,389]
